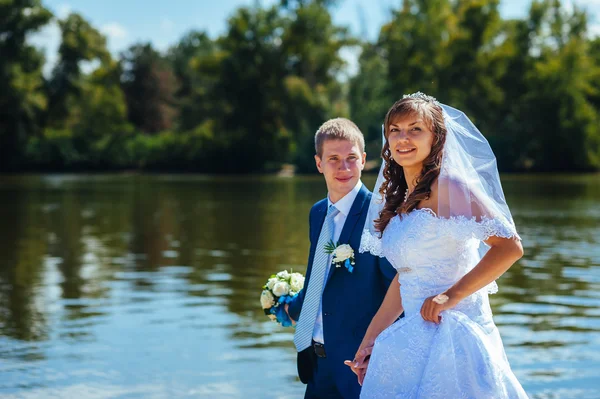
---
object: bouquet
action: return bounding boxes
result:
[260,270,305,327]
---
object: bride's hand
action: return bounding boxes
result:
[420,293,458,324]
[344,339,375,386]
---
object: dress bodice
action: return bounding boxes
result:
[358,208,529,399]
[361,208,515,300]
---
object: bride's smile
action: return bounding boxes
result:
[388,118,434,170]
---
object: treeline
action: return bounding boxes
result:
[1,0,599,173]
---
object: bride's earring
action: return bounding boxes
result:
[387,150,395,164]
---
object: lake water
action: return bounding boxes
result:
[0,174,599,398]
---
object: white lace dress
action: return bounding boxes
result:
[359,208,528,399]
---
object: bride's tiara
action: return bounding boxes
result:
[402,91,439,105]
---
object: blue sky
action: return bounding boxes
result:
[30,0,600,76]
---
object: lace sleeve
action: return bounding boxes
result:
[472,217,521,242]
[359,229,385,258]
[469,217,520,295]
[486,281,498,295]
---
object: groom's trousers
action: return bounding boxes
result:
[303,343,361,399]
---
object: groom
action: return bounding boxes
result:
[286,118,396,398]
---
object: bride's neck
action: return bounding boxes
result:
[403,165,422,193]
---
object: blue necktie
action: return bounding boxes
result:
[294,205,339,352]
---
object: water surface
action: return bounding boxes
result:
[0,174,599,398]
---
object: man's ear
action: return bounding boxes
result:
[361,152,367,169]
[315,154,323,173]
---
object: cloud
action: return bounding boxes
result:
[151,18,175,51]
[100,22,130,54]
[574,0,600,13]
[101,23,127,40]
[28,3,71,77]
[55,3,72,19]
[339,46,361,81]
[563,0,576,13]
[28,20,61,77]
[161,18,174,33]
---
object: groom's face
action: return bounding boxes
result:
[315,139,366,203]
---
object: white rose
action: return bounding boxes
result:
[272,281,290,297]
[276,270,291,280]
[260,290,275,309]
[266,278,278,290]
[333,244,353,262]
[290,273,305,292]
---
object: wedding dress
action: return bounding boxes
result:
[359,208,529,398]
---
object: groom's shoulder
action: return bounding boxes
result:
[310,198,328,216]
[357,183,373,207]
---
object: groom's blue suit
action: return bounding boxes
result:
[288,184,396,399]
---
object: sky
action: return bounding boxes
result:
[29,0,600,76]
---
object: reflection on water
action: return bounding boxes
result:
[0,174,599,399]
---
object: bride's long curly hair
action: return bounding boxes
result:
[374,96,447,234]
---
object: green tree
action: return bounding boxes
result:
[121,43,178,134]
[32,12,133,168]
[211,5,291,172]
[378,0,455,99]
[480,15,537,170]
[0,0,52,171]
[348,43,390,155]
[47,12,110,127]
[72,62,131,166]
[167,31,216,131]
[280,0,354,171]
[28,61,131,168]
[521,0,600,170]
[441,0,503,116]
[281,0,349,88]
[587,37,600,115]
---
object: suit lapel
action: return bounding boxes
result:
[304,200,327,292]
[311,202,327,244]
[325,184,370,284]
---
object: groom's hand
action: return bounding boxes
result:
[283,304,296,326]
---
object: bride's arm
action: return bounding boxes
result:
[450,236,523,300]
[421,236,523,323]
[345,273,403,383]
[361,273,403,344]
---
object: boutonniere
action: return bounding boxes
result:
[324,241,356,273]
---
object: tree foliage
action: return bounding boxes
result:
[0,0,52,171]
[2,0,600,173]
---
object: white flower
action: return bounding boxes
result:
[290,273,305,292]
[276,270,290,280]
[266,278,278,290]
[260,290,275,309]
[260,269,306,324]
[272,281,290,297]
[333,244,354,263]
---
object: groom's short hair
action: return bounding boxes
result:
[315,118,365,157]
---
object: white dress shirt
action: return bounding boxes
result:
[312,180,363,344]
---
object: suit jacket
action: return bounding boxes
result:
[288,184,396,387]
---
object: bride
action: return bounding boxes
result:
[346,93,529,398]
